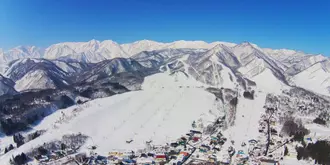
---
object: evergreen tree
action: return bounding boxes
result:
[8,144,14,151]
[192,121,196,128]
[61,143,67,150]
[13,133,24,148]
[284,146,289,156]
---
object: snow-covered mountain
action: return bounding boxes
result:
[75,58,149,83]
[4,58,70,91]
[51,59,91,75]
[0,46,43,64]
[44,40,130,63]
[1,40,330,165]
[121,40,169,56]
[1,39,329,96]
[1,40,237,64]
[0,74,17,96]
[292,60,330,96]
[132,42,290,93]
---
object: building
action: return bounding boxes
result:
[260,159,280,165]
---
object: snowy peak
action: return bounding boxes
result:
[76,57,147,83]
[200,44,240,69]
[4,58,69,84]
[232,42,262,58]
[14,69,69,91]
[1,46,43,64]
[210,44,231,52]
[121,40,168,56]
[45,44,76,59]
[44,39,129,62]
[263,48,298,57]
[166,40,209,49]
[121,40,237,56]
[209,41,237,48]
[98,40,129,58]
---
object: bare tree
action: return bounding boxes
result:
[264,108,275,156]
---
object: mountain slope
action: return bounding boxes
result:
[292,60,330,95]
[52,59,91,75]
[14,69,69,91]
[0,74,17,96]
[1,40,330,97]
[0,46,43,63]
[186,45,241,88]
[4,58,68,81]
[232,43,289,85]
[44,40,129,62]
[0,72,221,164]
[4,58,70,91]
[75,58,149,83]
[121,40,169,56]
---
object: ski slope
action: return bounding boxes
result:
[0,72,221,164]
[223,92,266,153]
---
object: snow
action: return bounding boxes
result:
[0,46,43,64]
[3,58,49,78]
[14,69,67,91]
[251,68,289,94]
[293,62,330,96]
[305,124,330,140]
[0,74,17,96]
[121,40,168,56]
[281,157,314,165]
[1,39,330,164]
[224,92,266,154]
[0,72,221,164]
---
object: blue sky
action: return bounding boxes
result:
[0,0,329,55]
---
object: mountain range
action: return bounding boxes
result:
[1,39,330,165]
[1,39,330,96]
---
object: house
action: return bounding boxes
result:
[192,136,200,142]
[249,139,258,144]
[96,155,108,164]
[190,130,202,134]
[208,154,217,162]
[170,142,179,148]
[201,144,211,151]
[155,154,166,162]
[212,146,220,152]
[35,155,49,163]
[136,157,154,165]
[179,151,189,157]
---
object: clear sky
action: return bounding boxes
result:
[0,0,329,55]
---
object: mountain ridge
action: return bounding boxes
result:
[2,39,325,64]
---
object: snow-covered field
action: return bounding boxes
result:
[0,72,222,164]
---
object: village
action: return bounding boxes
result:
[6,86,317,165]
[31,110,288,165]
